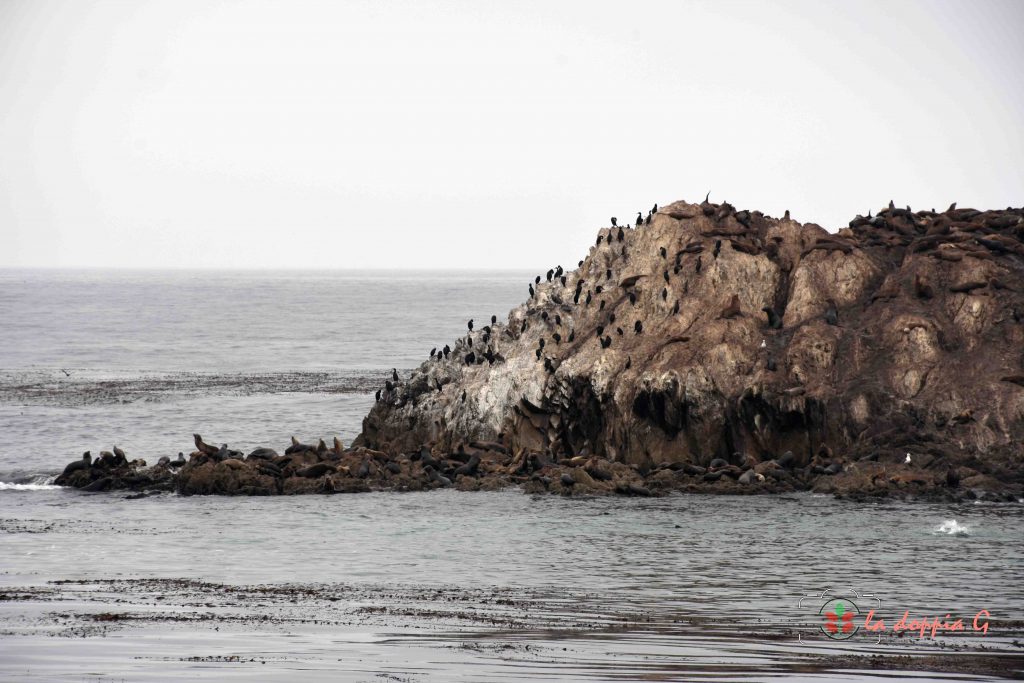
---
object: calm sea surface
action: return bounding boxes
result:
[1,269,1022,681]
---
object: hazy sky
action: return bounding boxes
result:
[1,0,1022,269]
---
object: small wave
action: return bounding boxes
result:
[934,519,970,536]
[0,481,61,491]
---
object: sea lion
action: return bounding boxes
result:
[285,437,314,455]
[247,447,278,460]
[719,294,741,319]
[61,452,92,477]
[193,434,219,457]
[297,462,335,478]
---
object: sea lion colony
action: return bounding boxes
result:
[57,198,1024,500]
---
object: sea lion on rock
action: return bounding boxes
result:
[193,434,219,457]
[285,437,314,455]
[61,452,92,477]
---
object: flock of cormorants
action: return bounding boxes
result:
[373,196,1024,409]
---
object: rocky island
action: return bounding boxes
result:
[56,198,1024,501]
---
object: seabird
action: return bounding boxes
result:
[660,246,667,258]
[535,275,541,285]
[905,453,912,464]
[629,292,636,305]
[696,255,703,273]
[625,356,632,369]
[529,284,535,297]
[392,368,399,382]
[467,319,474,331]
[661,287,667,301]
[824,300,839,326]
[761,306,783,329]
[636,212,642,224]
[713,240,722,259]
[635,318,645,333]
[671,300,679,315]
[611,217,617,227]
[760,339,767,349]
[617,227,624,242]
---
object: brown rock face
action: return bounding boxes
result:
[356,199,1024,494]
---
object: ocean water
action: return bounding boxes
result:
[1,269,1022,681]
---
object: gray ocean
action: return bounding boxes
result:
[1,269,1022,681]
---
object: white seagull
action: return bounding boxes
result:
[905,453,912,464]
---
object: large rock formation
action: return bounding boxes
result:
[355,198,1024,499]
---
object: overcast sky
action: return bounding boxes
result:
[1,0,1022,270]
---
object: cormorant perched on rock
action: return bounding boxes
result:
[719,294,742,319]
[375,389,381,402]
[467,336,472,347]
[585,291,592,305]
[599,300,606,310]
[652,203,658,213]
[606,268,612,280]
[539,338,545,349]
[629,292,637,305]
[461,390,467,402]
[663,270,669,283]
[541,311,548,321]
[443,344,451,357]
[596,324,605,337]
[555,314,561,326]
[611,217,617,227]
[713,240,722,258]
[661,287,667,301]
[435,379,443,393]
[465,351,475,365]
[672,300,680,315]
[574,290,581,304]
[560,275,567,287]
[392,368,399,382]
[634,320,643,334]
[625,356,632,369]
[546,269,553,282]
[615,327,623,335]
[645,214,651,225]
[430,347,436,358]
[761,306,783,329]
[673,265,681,275]
[467,319,474,331]
[553,332,561,344]
[597,235,603,246]
[555,265,563,277]
[636,211,642,225]
[521,320,527,333]
[535,275,541,285]
[600,335,612,348]
[578,260,584,267]
[385,380,393,392]
[568,329,575,342]
[659,246,667,258]
[535,348,542,360]
[529,284,535,297]
[824,300,839,326]
[617,227,624,242]
[696,255,703,273]
[595,285,603,294]
[609,312,615,323]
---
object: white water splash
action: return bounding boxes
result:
[0,475,59,491]
[934,519,971,536]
